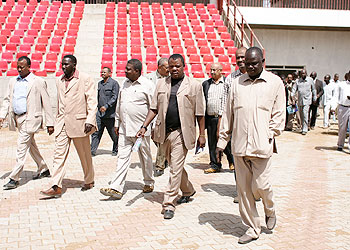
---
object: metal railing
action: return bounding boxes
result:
[222,0,265,56]
[233,0,350,10]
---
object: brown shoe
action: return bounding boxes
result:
[81,182,94,191]
[233,196,239,203]
[229,163,235,171]
[204,167,220,174]
[40,186,62,198]
[142,185,154,193]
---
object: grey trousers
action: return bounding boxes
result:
[299,104,310,133]
[337,105,350,148]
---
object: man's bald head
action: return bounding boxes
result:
[245,47,264,79]
[299,69,307,80]
[235,47,247,73]
[210,62,223,81]
[310,71,317,80]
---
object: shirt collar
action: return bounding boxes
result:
[212,76,224,84]
[127,75,148,85]
[62,69,79,81]
[242,69,268,83]
[17,72,34,82]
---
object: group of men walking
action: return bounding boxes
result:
[0,47,288,244]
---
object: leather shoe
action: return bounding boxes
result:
[112,152,118,156]
[265,213,276,230]
[204,167,220,174]
[33,169,51,180]
[337,147,343,151]
[233,196,239,203]
[142,185,154,193]
[40,186,62,198]
[177,191,196,204]
[238,234,258,244]
[229,163,235,171]
[81,182,94,191]
[154,169,164,177]
[100,188,123,199]
[3,179,19,190]
[164,210,174,219]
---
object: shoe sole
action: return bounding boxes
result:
[40,192,61,198]
[3,186,18,190]
[100,189,122,199]
[238,237,258,244]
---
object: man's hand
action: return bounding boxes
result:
[347,96,350,100]
[197,135,206,148]
[114,127,119,136]
[136,127,147,138]
[47,126,54,135]
[216,147,224,162]
[0,118,4,128]
[100,106,107,113]
[84,123,94,134]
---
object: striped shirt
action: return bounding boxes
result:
[207,77,228,116]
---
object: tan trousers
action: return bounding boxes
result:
[155,143,166,170]
[234,156,275,238]
[109,135,154,192]
[162,129,194,211]
[51,125,94,188]
[9,115,48,181]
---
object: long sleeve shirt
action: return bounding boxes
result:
[12,73,35,115]
[332,80,350,108]
[115,75,154,137]
[97,77,119,118]
[323,83,335,107]
[291,76,317,106]
[217,70,286,158]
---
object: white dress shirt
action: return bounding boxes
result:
[323,83,335,107]
[115,75,155,137]
[333,80,350,108]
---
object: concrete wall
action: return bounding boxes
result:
[252,27,350,79]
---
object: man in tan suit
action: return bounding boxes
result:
[137,54,206,219]
[217,47,286,244]
[40,55,97,198]
[0,56,54,189]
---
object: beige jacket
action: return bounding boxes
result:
[150,75,205,150]
[54,71,97,138]
[0,73,54,133]
[217,70,286,158]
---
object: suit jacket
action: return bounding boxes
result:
[314,79,324,106]
[0,73,54,133]
[54,71,97,138]
[150,75,205,150]
[291,76,317,106]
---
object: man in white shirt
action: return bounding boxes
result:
[322,75,334,128]
[100,59,155,199]
[332,73,350,151]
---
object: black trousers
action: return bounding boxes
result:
[309,104,318,128]
[91,116,119,154]
[206,116,234,170]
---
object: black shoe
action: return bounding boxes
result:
[112,151,118,156]
[91,152,96,157]
[337,147,343,151]
[177,191,196,204]
[33,169,51,180]
[3,179,19,190]
[164,160,169,169]
[154,169,164,177]
[164,210,174,219]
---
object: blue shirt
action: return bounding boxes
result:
[12,73,33,115]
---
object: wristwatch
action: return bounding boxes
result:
[141,125,147,131]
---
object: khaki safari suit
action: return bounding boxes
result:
[218,70,286,238]
[0,73,54,181]
[151,75,205,211]
[51,70,97,188]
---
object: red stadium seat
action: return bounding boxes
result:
[221,32,232,40]
[197,39,208,48]
[157,38,168,47]
[63,45,75,54]
[214,47,225,57]
[195,32,205,40]
[218,55,230,63]
[44,61,56,72]
[37,36,49,45]
[102,53,113,63]
[146,63,157,73]
[211,39,221,48]
[66,37,76,46]
[7,69,18,76]
[146,46,157,55]
[35,70,48,77]
[171,38,181,47]
[159,46,170,55]
[0,61,8,72]
[104,30,114,38]
[9,36,20,45]
[202,54,214,65]
[189,54,201,64]
[131,53,142,61]
[181,32,192,39]
[217,26,228,34]
[168,26,178,32]
[6,43,17,53]
[31,61,40,71]
[19,44,31,53]
[52,37,63,46]
[16,52,28,59]
[13,29,25,37]
[49,44,60,54]
[104,38,114,45]
[227,47,238,57]
[46,52,58,62]
[184,39,195,48]
[172,46,183,55]
[224,40,235,48]
[131,46,142,54]
[31,52,43,62]
[186,46,197,56]
[206,32,217,41]
[116,45,126,54]
[0,35,7,46]
[231,56,237,65]
[1,30,12,38]
[200,46,211,56]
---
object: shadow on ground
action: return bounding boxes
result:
[201,183,236,198]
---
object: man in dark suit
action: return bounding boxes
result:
[91,67,119,156]
[202,63,234,174]
[309,71,324,129]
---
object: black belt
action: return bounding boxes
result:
[207,114,220,118]
[340,104,350,108]
[15,112,26,116]
[166,127,180,133]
